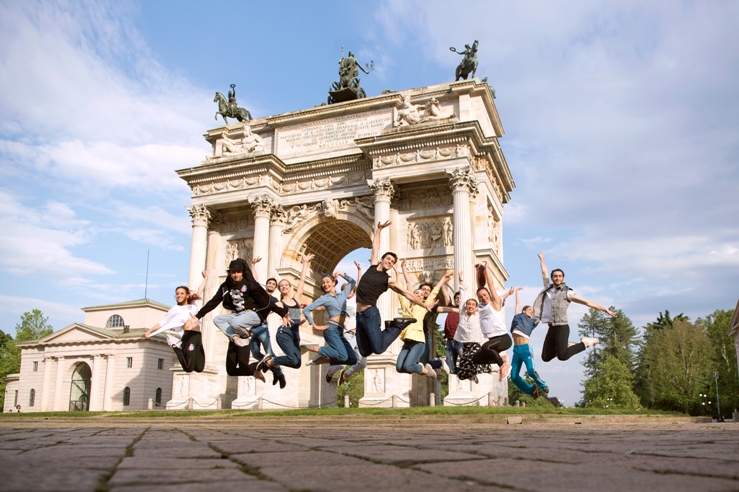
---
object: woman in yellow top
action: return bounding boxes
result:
[396,261,456,379]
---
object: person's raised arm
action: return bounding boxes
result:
[370,221,391,265]
[193,270,207,300]
[429,272,453,309]
[480,262,502,311]
[500,286,514,307]
[250,257,261,282]
[538,252,549,288]
[294,253,314,301]
[515,286,522,315]
[571,295,616,317]
[400,259,413,291]
[347,260,361,299]
[441,282,452,306]
[388,277,427,309]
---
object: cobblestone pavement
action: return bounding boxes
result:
[0,418,737,491]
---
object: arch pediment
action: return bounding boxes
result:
[28,324,116,346]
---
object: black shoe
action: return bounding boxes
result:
[278,374,286,389]
[392,317,417,330]
[272,373,279,386]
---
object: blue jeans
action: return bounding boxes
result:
[319,323,357,365]
[396,340,426,375]
[445,339,463,374]
[343,330,367,377]
[356,306,402,357]
[213,311,262,342]
[511,343,547,394]
[272,322,301,369]
[250,324,283,377]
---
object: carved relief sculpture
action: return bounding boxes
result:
[396,187,452,211]
[406,217,454,250]
[226,239,253,267]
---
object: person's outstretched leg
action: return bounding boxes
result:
[319,324,349,364]
[181,331,205,373]
[520,344,547,390]
[272,323,301,369]
[511,345,534,394]
[553,325,586,361]
[541,326,558,362]
[342,331,367,379]
[472,335,512,366]
[172,346,193,373]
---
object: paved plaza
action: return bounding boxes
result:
[0,416,737,492]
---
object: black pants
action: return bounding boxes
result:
[472,334,512,366]
[225,340,258,376]
[541,324,585,362]
[172,331,205,373]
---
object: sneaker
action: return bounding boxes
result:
[256,354,273,373]
[253,370,266,383]
[425,364,437,379]
[306,355,328,366]
[441,358,451,375]
[581,337,600,348]
[233,336,250,348]
[337,368,347,385]
[393,317,417,330]
[300,342,320,351]
[272,373,279,386]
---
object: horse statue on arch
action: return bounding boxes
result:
[450,40,479,81]
[214,88,252,124]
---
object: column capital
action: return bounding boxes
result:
[447,167,479,196]
[368,178,395,202]
[250,195,274,219]
[270,204,287,226]
[187,203,211,228]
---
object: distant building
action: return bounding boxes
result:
[3,299,174,413]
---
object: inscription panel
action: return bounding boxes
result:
[276,109,392,159]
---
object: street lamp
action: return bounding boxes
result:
[714,371,721,419]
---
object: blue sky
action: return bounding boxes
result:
[1,0,737,405]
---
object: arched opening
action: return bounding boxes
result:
[155,388,162,406]
[123,387,131,406]
[29,389,35,407]
[298,219,372,275]
[106,314,125,328]
[69,363,91,411]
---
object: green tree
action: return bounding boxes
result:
[641,319,714,414]
[698,308,739,416]
[579,308,638,376]
[0,310,54,408]
[582,355,640,409]
[336,369,364,408]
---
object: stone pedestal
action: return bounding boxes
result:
[444,365,508,406]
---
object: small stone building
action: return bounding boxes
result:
[3,299,175,413]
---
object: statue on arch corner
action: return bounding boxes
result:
[214,84,253,124]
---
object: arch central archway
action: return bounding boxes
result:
[69,362,91,412]
[299,219,372,275]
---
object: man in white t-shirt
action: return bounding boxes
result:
[533,252,615,362]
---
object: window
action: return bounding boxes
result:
[155,388,162,405]
[29,389,35,407]
[33,361,38,372]
[106,314,125,328]
[127,357,133,368]
[157,358,164,370]
[123,387,130,406]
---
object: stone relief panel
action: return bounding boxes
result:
[473,155,503,202]
[373,143,469,169]
[395,187,452,211]
[406,217,453,250]
[238,375,257,396]
[282,196,374,234]
[401,255,454,273]
[174,374,189,399]
[217,215,250,234]
[226,239,253,267]
[193,175,272,197]
[487,205,501,251]
[365,368,386,395]
[277,171,368,195]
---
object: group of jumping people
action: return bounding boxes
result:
[144,220,615,395]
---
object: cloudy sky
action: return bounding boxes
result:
[1,0,737,405]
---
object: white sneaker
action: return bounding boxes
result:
[425,364,437,379]
[300,342,320,351]
[440,358,451,375]
[233,336,250,348]
[306,355,328,366]
[581,337,600,348]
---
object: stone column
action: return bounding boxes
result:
[88,355,103,411]
[53,356,65,411]
[40,356,52,411]
[250,196,273,281]
[368,178,394,321]
[203,213,222,363]
[448,168,478,290]
[268,205,286,278]
[103,355,115,411]
[187,204,211,289]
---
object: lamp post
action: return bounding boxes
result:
[714,371,721,419]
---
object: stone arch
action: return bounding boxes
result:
[69,362,91,411]
[281,208,374,277]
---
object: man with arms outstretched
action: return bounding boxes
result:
[534,252,615,362]
[355,221,428,357]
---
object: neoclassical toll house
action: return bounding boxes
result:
[175,79,515,409]
[3,299,175,413]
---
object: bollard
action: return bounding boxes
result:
[504,397,509,406]
[216,397,222,410]
[488,392,495,407]
[344,395,350,408]
[734,412,739,422]
[147,398,153,410]
[258,397,264,410]
[391,395,398,408]
[522,402,526,408]
[429,393,435,407]
[187,398,194,411]
[515,400,520,407]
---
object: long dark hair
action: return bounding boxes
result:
[175,285,201,305]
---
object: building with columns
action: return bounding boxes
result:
[3,299,174,413]
[174,79,515,409]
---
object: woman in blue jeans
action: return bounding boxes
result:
[256,254,313,387]
[301,262,358,375]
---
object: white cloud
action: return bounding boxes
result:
[0,295,82,328]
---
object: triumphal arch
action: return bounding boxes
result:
[170,79,514,410]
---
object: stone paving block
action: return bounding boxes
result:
[323,444,484,464]
[21,444,127,459]
[107,468,249,487]
[0,468,108,492]
[208,440,304,455]
[417,458,739,492]
[3,453,122,469]
[132,446,221,459]
[109,480,290,492]
[117,457,239,470]
[231,450,367,468]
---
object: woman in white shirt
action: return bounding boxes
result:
[453,271,492,383]
[144,271,207,373]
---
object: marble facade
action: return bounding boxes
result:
[175,79,515,409]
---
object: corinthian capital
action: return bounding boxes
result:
[187,204,211,227]
[447,167,478,196]
[367,177,395,202]
[250,195,274,219]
